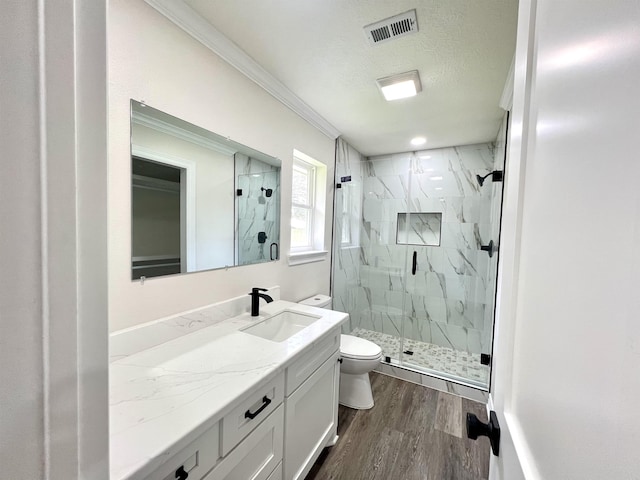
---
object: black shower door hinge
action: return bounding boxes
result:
[480,353,491,365]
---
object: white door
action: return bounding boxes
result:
[488,0,640,478]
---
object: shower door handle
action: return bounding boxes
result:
[412,251,417,275]
[480,240,495,258]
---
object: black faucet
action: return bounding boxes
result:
[249,287,273,316]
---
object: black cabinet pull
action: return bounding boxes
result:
[175,466,188,480]
[245,396,271,420]
[270,242,279,261]
[411,251,417,275]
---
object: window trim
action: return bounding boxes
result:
[290,160,316,252]
[288,150,329,265]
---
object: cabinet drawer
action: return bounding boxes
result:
[144,420,220,480]
[204,405,284,480]
[221,373,284,456]
[285,329,339,396]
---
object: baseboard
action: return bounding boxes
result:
[375,363,489,403]
[326,434,339,447]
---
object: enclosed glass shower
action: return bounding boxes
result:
[332,124,507,390]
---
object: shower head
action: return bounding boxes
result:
[476,170,504,187]
[261,187,273,198]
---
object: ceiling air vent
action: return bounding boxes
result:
[364,10,418,46]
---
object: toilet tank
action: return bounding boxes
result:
[298,294,332,309]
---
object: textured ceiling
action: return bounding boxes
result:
[183,0,518,156]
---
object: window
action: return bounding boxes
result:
[289,150,328,265]
[291,161,316,249]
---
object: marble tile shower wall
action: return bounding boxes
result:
[334,141,498,356]
[332,138,365,333]
[235,155,280,265]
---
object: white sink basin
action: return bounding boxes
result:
[242,310,321,342]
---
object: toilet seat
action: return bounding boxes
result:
[340,334,382,360]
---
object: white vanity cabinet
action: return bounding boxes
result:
[283,330,341,480]
[148,374,285,480]
[118,315,345,480]
[203,405,283,480]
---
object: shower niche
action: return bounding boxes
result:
[332,124,508,390]
[396,212,442,246]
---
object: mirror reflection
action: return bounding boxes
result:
[130,100,281,280]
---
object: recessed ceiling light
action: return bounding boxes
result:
[377,70,422,101]
[429,176,443,181]
[411,136,427,146]
[419,155,432,159]
[435,187,443,191]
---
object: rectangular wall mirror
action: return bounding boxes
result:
[130,100,281,280]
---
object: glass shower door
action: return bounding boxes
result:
[338,152,412,366]
[397,144,503,389]
[333,136,506,390]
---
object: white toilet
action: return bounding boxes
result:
[298,295,383,410]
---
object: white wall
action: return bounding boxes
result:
[1,4,45,477]
[109,0,335,331]
[491,0,640,477]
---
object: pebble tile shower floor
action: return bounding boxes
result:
[352,328,489,385]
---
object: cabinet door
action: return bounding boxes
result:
[284,352,340,480]
[203,405,283,480]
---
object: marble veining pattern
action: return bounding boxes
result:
[235,155,280,265]
[109,287,280,362]
[333,139,502,388]
[109,299,348,480]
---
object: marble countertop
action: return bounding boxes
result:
[109,300,347,480]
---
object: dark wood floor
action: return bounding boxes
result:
[307,372,490,480]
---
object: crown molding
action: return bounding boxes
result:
[144,0,341,139]
[131,109,238,156]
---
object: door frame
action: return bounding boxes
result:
[488,0,540,477]
[131,145,198,273]
[0,1,109,477]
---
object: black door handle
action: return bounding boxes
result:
[270,242,279,261]
[412,251,417,275]
[245,396,272,420]
[466,411,501,456]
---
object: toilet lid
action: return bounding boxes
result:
[340,334,382,360]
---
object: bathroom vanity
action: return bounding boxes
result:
[109,296,347,480]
